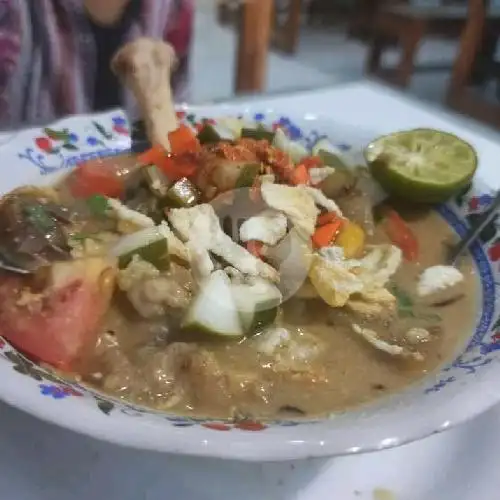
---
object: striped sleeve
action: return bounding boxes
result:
[0,0,22,121]
[163,0,194,101]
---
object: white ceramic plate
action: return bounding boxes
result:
[0,107,499,461]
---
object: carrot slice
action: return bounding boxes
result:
[384,209,419,261]
[138,144,166,166]
[316,211,338,226]
[169,124,201,154]
[312,220,343,249]
[289,164,310,186]
[300,156,323,169]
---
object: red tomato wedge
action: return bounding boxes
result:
[246,240,265,259]
[0,258,116,370]
[68,158,125,199]
[384,210,419,261]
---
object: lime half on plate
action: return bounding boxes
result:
[365,128,478,203]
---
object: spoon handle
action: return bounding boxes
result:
[449,190,500,264]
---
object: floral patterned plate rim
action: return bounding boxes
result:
[0,107,499,461]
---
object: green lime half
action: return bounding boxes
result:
[364,128,478,203]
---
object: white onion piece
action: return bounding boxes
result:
[111,225,166,258]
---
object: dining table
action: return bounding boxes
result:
[1,80,500,500]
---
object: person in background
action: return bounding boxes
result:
[0,0,193,127]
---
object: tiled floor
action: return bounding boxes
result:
[191,2,461,108]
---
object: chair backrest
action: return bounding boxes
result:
[449,0,486,90]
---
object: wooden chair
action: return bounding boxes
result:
[234,0,274,93]
[446,0,500,127]
[217,0,303,55]
[365,0,500,88]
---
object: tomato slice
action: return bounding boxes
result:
[0,259,115,370]
[68,158,125,199]
[384,210,419,261]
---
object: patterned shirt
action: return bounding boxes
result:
[0,0,193,127]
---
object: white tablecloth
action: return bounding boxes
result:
[1,81,499,500]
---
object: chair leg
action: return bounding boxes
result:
[366,36,386,75]
[235,0,273,94]
[275,0,302,54]
[395,21,425,88]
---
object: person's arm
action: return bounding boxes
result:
[162,0,194,101]
[84,0,130,25]
[0,1,23,125]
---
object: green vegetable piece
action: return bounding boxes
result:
[24,204,56,232]
[143,164,170,198]
[86,194,110,218]
[70,232,101,243]
[182,270,244,338]
[165,177,200,208]
[241,125,275,143]
[249,302,278,334]
[118,237,170,271]
[235,163,261,189]
[197,124,222,145]
[317,150,350,170]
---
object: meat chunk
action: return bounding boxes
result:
[254,326,324,376]
[168,204,279,282]
[405,327,431,345]
[112,38,178,151]
[416,265,465,306]
[159,343,272,409]
[118,256,193,318]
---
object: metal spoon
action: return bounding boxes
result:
[447,190,500,265]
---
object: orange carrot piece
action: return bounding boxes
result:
[317,211,338,226]
[300,156,323,169]
[311,220,343,249]
[169,124,201,154]
[289,164,310,185]
[137,144,166,166]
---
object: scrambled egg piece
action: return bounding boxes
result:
[309,244,402,308]
[351,324,423,360]
[168,204,279,282]
[260,183,319,237]
[239,209,288,246]
[107,198,155,231]
[309,253,363,307]
[417,265,464,306]
[303,186,342,216]
[346,288,397,322]
[356,244,402,291]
